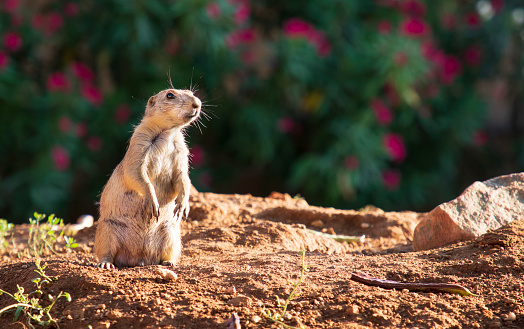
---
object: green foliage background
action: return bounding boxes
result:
[1,0,523,223]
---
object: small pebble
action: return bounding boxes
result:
[361,223,370,229]
[225,286,237,295]
[155,268,177,281]
[503,312,516,321]
[311,220,324,228]
[345,305,359,315]
[95,304,106,310]
[251,315,261,323]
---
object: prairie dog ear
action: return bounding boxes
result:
[148,95,157,107]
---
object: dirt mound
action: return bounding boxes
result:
[1,192,523,328]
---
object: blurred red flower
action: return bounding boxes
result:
[51,146,70,171]
[464,45,482,67]
[206,2,220,19]
[47,72,70,92]
[278,117,295,133]
[400,0,426,17]
[58,116,73,133]
[344,156,360,170]
[371,99,393,126]
[3,32,22,52]
[72,62,94,83]
[3,0,19,13]
[441,14,457,29]
[465,12,480,27]
[399,17,429,37]
[225,28,255,48]
[81,85,103,106]
[46,12,64,35]
[76,123,88,137]
[191,145,204,167]
[64,3,79,17]
[87,136,103,151]
[234,2,249,25]
[439,55,462,85]
[115,104,131,124]
[383,133,407,163]
[377,20,392,34]
[491,0,504,13]
[473,130,488,146]
[283,18,313,37]
[0,51,9,70]
[382,169,401,190]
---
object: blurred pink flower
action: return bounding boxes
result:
[198,172,212,187]
[0,51,9,71]
[191,145,204,167]
[72,62,94,83]
[464,45,482,67]
[58,116,73,133]
[393,51,408,66]
[473,130,488,146]
[234,2,250,25]
[32,14,45,29]
[371,99,393,126]
[81,84,103,106]
[377,20,392,34]
[10,14,23,27]
[441,14,457,29]
[399,17,429,37]
[206,2,220,19]
[51,146,70,171]
[382,169,401,190]
[383,83,400,107]
[3,32,22,52]
[47,72,70,92]
[278,117,295,133]
[400,0,426,17]
[3,0,19,13]
[283,18,313,38]
[225,28,255,48]
[491,0,504,13]
[115,104,131,124]
[465,12,480,27]
[344,156,360,170]
[283,18,331,57]
[87,136,103,151]
[76,123,88,137]
[309,30,331,57]
[64,3,79,17]
[439,55,462,85]
[383,133,407,163]
[45,12,64,35]
[420,41,438,60]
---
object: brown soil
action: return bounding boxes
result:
[1,192,523,329]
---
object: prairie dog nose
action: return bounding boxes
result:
[192,97,202,109]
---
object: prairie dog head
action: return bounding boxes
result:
[144,89,201,129]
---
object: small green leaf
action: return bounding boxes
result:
[13,306,23,321]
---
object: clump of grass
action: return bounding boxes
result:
[0,259,71,328]
[0,218,14,251]
[24,212,77,258]
[261,249,309,329]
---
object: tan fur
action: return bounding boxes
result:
[94,89,201,269]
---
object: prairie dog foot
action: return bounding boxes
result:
[96,258,116,269]
[161,261,175,266]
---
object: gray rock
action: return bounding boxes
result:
[413,173,524,251]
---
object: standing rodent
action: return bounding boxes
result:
[94,88,201,269]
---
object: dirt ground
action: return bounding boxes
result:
[1,191,523,329]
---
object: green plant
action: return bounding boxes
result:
[0,219,14,251]
[0,259,71,328]
[261,249,309,329]
[63,236,79,251]
[26,213,63,258]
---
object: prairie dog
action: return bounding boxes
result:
[94,88,201,269]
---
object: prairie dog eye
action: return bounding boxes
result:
[166,92,176,99]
